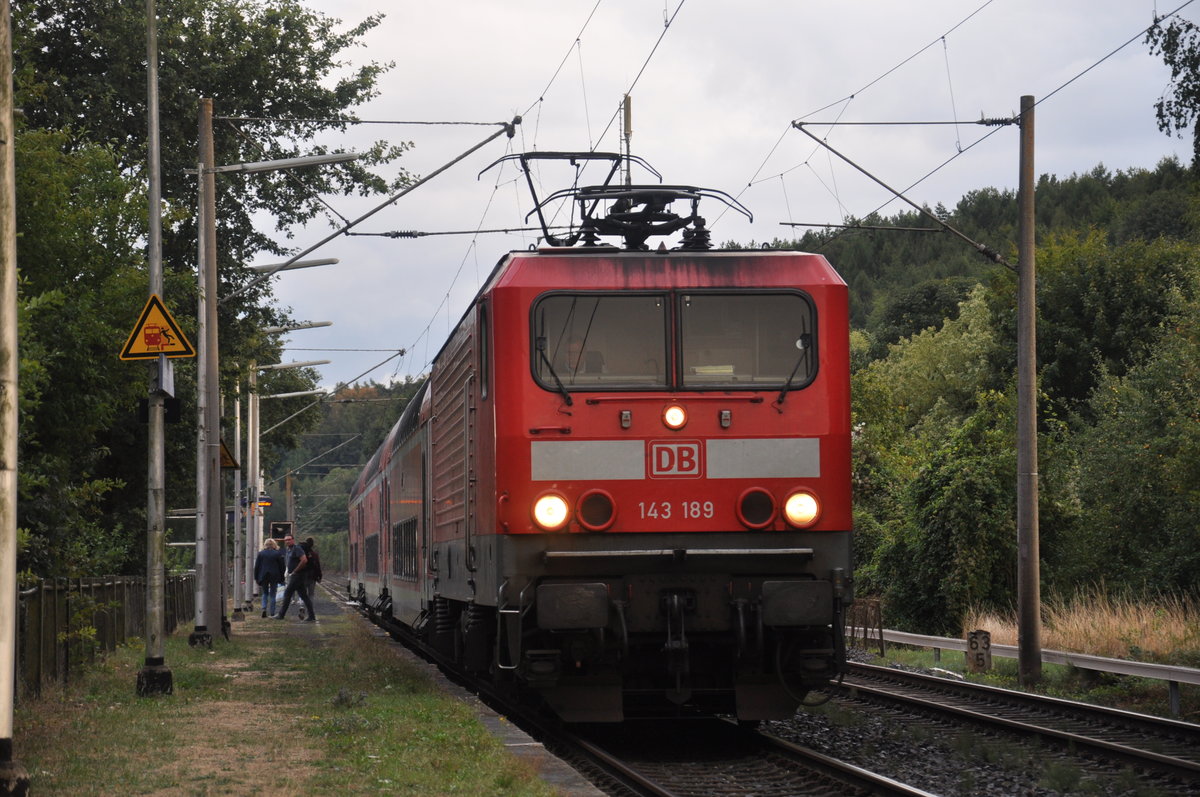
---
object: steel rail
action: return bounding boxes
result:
[835,663,1200,785]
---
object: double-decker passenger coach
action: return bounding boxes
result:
[349,153,853,722]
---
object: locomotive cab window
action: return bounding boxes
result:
[679,292,815,389]
[533,293,668,389]
[532,291,816,392]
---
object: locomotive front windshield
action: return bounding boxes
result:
[533,291,815,391]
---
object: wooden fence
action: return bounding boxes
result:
[16,575,195,696]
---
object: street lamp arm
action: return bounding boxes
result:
[260,389,327,400]
[250,259,338,274]
[258,359,331,371]
[209,152,359,174]
[261,321,333,334]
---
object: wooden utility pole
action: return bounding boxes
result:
[0,0,31,790]
[1016,95,1042,685]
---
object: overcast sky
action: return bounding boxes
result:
[255,0,1196,391]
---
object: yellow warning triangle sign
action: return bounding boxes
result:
[220,439,239,470]
[120,294,195,360]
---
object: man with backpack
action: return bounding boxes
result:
[274,534,315,622]
[300,537,323,621]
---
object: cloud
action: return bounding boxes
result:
[263,0,1192,388]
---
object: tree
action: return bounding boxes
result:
[985,232,1198,421]
[877,391,1017,635]
[1147,16,1200,168]
[851,288,1003,602]
[866,276,977,358]
[13,0,412,392]
[273,378,425,545]
[856,285,1002,434]
[16,130,151,575]
[11,0,411,577]
[1066,287,1200,592]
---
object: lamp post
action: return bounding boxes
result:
[191,95,355,646]
[0,0,31,785]
[246,359,329,603]
[238,323,331,611]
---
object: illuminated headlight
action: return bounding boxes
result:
[783,490,821,528]
[662,404,687,430]
[532,493,570,531]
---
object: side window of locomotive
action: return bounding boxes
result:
[532,293,668,389]
[679,293,815,388]
[478,303,489,400]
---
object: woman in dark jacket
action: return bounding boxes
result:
[253,538,285,618]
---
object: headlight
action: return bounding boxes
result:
[736,487,776,529]
[577,490,616,531]
[662,404,687,430]
[783,490,820,528]
[532,493,570,531]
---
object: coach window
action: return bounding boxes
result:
[478,303,490,400]
[533,293,668,390]
[679,292,815,389]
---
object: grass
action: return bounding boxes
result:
[875,588,1200,721]
[962,587,1200,665]
[13,605,560,796]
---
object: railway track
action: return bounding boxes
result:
[350,597,937,796]
[563,717,939,797]
[833,661,1200,789]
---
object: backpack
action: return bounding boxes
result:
[309,549,323,582]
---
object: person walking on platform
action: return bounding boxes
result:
[253,538,285,618]
[274,534,314,621]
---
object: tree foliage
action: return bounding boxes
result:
[1147,15,1200,167]
[12,1,408,577]
[16,130,152,574]
[271,378,425,544]
[1066,287,1200,592]
[835,154,1200,632]
[877,392,1017,635]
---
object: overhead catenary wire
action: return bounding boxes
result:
[746,0,1199,251]
[222,117,504,126]
[265,434,362,488]
[259,349,404,439]
[221,118,520,306]
[590,0,686,152]
[736,1,998,197]
[522,0,605,118]
[346,224,573,239]
[792,121,1010,269]
[941,37,964,152]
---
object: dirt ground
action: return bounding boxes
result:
[141,618,325,795]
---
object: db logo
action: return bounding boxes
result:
[649,440,703,478]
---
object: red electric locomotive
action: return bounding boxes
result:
[348,153,853,722]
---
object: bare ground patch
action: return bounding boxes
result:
[141,697,319,796]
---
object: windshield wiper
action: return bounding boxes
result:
[774,334,813,407]
[536,337,573,406]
